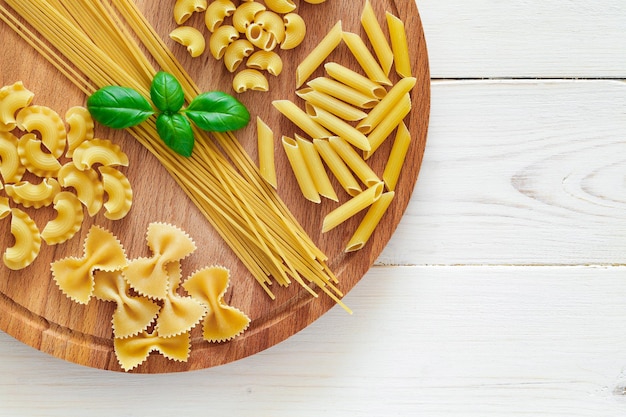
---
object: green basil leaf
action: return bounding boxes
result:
[150,71,185,113]
[184,91,250,132]
[87,86,154,129]
[156,113,194,157]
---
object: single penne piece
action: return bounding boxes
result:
[329,136,380,187]
[306,105,370,151]
[295,135,338,202]
[361,0,394,76]
[296,88,367,122]
[307,77,378,109]
[295,21,342,88]
[342,31,392,86]
[365,93,411,159]
[382,122,411,191]
[313,138,361,197]
[282,136,320,203]
[272,100,331,139]
[386,12,412,78]
[345,191,394,252]
[256,117,277,189]
[356,76,416,134]
[324,62,386,99]
[322,182,384,233]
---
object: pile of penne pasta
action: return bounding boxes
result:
[264,0,415,252]
[170,0,326,93]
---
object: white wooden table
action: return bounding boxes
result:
[2,1,626,415]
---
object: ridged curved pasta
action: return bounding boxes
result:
[57,162,103,217]
[65,106,94,158]
[0,131,25,183]
[0,82,34,131]
[4,177,61,209]
[17,133,62,178]
[3,208,41,270]
[204,0,235,32]
[72,138,129,170]
[264,0,296,14]
[114,330,191,372]
[173,0,207,24]
[232,1,265,33]
[281,13,306,50]
[245,23,277,51]
[232,69,269,93]
[254,10,285,44]
[16,105,66,158]
[303,0,327,3]
[209,25,239,59]
[41,191,84,245]
[223,39,254,72]
[246,50,283,76]
[99,166,133,220]
[169,26,206,58]
[0,196,10,220]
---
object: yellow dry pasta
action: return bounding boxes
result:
[16,105,66,158]
[295,134,338,202]
[324,62,387,100]
[99,166,133,220]
[223,39,254,72]
[361,0,394,76]
[254,10,285,44]
[356,76,416,134]
[246,50,283,76]
[307,76,379,109]
[256,117,277,189]
[295,20,342,87]
[232,1,265,33]
[41,191,84,245]
[296,87,367,122]
[329,136,380,187]
[281,12,306,50]
[386,11,412,78]
[209,24,240,59]
[313,138,362,197]
[264,0,296,14]
[0,196,10,219]
[245,23,277,51]
[282,135,320,204]
[342,31,392,86]
[65,106,94,158]
[17,133,62,178]
[232,68,269,93]
[114,330,191,372]
[169,26,206,58]
[365,93,412,159]
[306,105,371,151]
[322,181,384,233]
[4,177,61,209]
[0,81,34,131]
[93,269,160,339]
[272,99,331,139]
[72,138,129,170]
[173,0,207,24]
[57,162,103,217]
[382,122,411,191]
[345,191,395,252]
[182,266,251,343]
[3,208,41,270]
[0,131,25,183]
[205,0,236,32]
[303,0,327,3]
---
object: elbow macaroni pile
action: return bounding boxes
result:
[0,82,132,270]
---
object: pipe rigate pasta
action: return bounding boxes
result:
[209,25,239,59]
[173,0,207,24]
[71,138,129,171]
[3,208,41,270]
[41,191,84,245]
[99,166,132,220]
[65,106,94,158]
[223,39,255,72]
[0,131,25,183]
[232,69,269,93]
[254,11,285,44]
[264,0,296,14]
[16,105,66,158]
[245,23,277,51]
[169,26,206,58]
[4,177,61,209]
[232,1,265,33]
[17,133,62,178]
[204,0,236,32]
[0,81,34,131]
[246,50,283,76]
[281,13,306,50]
[57,163,103,217]
[0,196,10,220]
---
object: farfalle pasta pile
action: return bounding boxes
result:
[0,81,133,270]
[51,222,251,371]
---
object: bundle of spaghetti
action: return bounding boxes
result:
[0,0,349,312]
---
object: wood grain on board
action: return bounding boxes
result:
[0,0,429,372]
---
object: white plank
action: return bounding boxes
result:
[1,266,626,416]
[378,80,626,266]
[416,0,626,78]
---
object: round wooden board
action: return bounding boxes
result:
[0,0,429,373]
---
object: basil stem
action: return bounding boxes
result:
[184,91,250,132]
[86,86,154,129]
[156,113,194,157]
[150,71,185,114]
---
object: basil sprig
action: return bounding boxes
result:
[87,71,250,157]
